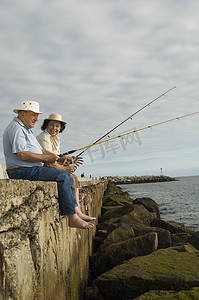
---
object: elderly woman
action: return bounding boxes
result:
[37,113,95,222]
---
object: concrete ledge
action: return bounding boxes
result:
[0,164,8,179]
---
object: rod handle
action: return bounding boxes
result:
[59,149,76,157]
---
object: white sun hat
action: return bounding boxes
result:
[13,101,44,114]
[44,113,67,125]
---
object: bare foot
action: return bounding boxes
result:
[75,207,96,222]
[68,214,94,229]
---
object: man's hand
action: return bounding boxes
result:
[43,153,59,163]
[57,155,66,164]
[42,148,59,163]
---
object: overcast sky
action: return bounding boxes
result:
[0,0,199,178]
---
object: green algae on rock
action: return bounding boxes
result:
[90,232,158,278]
[94,248,199,300]
[134,287,199,299]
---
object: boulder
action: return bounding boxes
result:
[171,232,192,247]
[94,248,199,300]
[151,219,199,249]
[99,204,157,228]
[171,243,198,253]
[187,232,199,250]
[103,194,133,207]
[103,182,123,195]
[128,204,157,226]
[98,203,134,223]
[131,223,171,249]
[83,284,102,300]
[134,287,199,299]
[90,232,158,278]
[93,222,135,252]
[150,219,193,234]
[99,222,135,250]
[134,197,160,219]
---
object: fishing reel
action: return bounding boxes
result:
[62,156,77,170]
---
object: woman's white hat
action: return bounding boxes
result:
[44,113,67,125]
[13,101,44,114]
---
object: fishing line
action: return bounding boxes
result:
[60,111,199,156]
[74,86,176,157]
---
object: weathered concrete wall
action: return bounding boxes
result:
[0,177,107,300]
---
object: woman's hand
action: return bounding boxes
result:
[72,156,84,166]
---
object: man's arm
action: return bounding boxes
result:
[17,149,59,163]
[41,149,77,173]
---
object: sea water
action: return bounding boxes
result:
[119,176,199,232]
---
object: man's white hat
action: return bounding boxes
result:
[13,101,44,114]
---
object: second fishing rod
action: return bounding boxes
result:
[60,86,176,157]
[61,111,199,157]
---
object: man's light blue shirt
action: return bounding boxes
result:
[3,117,43,170]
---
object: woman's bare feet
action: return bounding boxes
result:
[75,206,96,222]
[68,214,94,229]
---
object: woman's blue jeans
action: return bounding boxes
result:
[8,166,77,216]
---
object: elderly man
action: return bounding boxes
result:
[3,101,93,229]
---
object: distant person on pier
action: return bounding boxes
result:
[3,101,94,229]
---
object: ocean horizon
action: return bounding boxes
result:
[119,175,199,232]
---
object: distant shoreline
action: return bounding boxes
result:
[102,175,176,184]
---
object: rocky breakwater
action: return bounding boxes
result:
[103,175,176,184]
[0,178,107,300]
[84,183,199,300]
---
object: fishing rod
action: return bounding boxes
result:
[60,111,199,156]
[75,86,176,158]
[60,86,176,158]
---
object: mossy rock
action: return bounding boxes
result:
[103,183,132,197]
[101,205,121,215]
[98,204,156,230]
[171,231,199,250]
[94,222,134,253]
[129,204,157,226]
[94,248,199,300]
[90,232,158,278]
[151,219,195,234]
[132,223,171,249]
[171,232,192,247]
[99,222,135,250]
[134,197,160,219]
[103,183,124,196]
[98,203,134,223]
[102,194,133,206]
[134,287,199,299]
[187,232,199,251]
[84,285,102,300]
[171,243,199,254]
[169,221,195,234]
